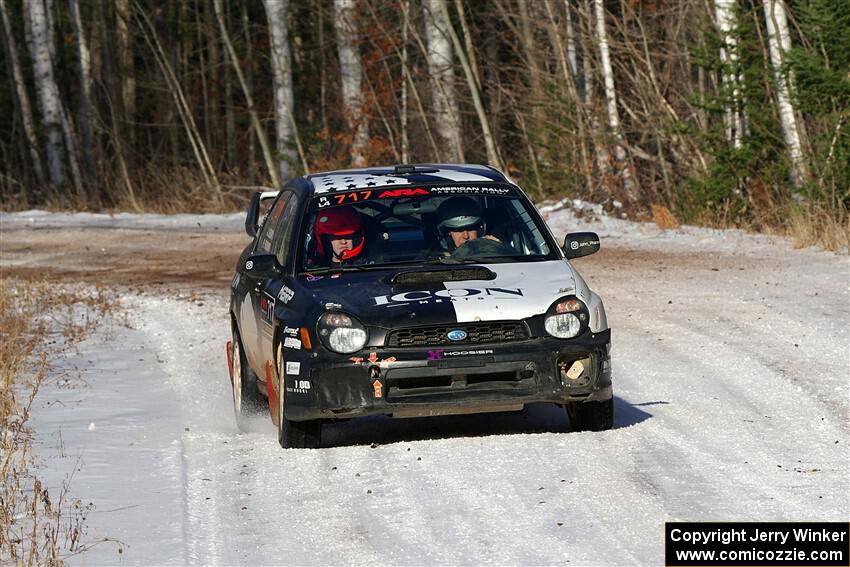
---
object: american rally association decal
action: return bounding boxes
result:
[283,337,301,350]
[428,186,511,195]
[374,287,524,307]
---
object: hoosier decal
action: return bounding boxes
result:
[373,287,524,307]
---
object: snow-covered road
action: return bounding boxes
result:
[5,207,848,565]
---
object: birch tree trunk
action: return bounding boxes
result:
[400,0,409,163]
[0,0,47,191]
[263,0,297,181]
[593,0,636,200]
[334,0,369,167]
[438,0,502,169]
[714,0,745,148]
[68,0,97,184]
[762,0,808,187]
[423,0,462,162]
[24,0,66,189]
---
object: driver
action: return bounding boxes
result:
[436,196,501,252]
[312,206,366,265]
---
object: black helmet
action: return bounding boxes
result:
[436,197,485,249]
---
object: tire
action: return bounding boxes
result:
[276,347,321,449]
[566,398,614,432]
[231,328,264,432]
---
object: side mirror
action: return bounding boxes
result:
[243,253,282,279]
[245,192,261,237]
[563,232,600,259]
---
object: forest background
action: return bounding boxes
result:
[1,0,847,249]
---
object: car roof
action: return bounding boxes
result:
[300,164,510,195]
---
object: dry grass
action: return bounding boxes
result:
[1,279,121,565]
[651,204,680,230]
[784,207,850,252]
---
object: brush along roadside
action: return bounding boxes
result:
[0,279,123,565]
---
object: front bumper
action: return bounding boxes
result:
[284,329,612,421]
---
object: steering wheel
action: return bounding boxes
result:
[453,237,518,259]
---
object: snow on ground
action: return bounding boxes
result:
[13,206,849,565]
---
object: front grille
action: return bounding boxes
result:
[386,321,528,347]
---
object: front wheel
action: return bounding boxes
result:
[566,398,614,432]
[231,329,264,431]
[276,347,321,449]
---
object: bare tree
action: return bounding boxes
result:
[714,0,746,148]
[762,0,808,188]
[115,0,135,146]
[0,0,46,192]
[24,0,65,190]
[423,0,462,162]
[438,0,502,168]
[334,0,369,166]
[68,0,97,185]
[213,0,279,187]
[263,0,297,180]
[592,0,636,200]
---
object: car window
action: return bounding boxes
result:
[272,192,300,266]
[255,192,291,254]
[299,185,557,271]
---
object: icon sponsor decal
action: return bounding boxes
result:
[428,348,494,360]
[245,260,254,270]
[283,337,301,350]
[350,356,364,364]
[373,380,383,398]
[318,196,330,208]
[287,379,311,394]
[285,361,301,375]
[373,287,524,307]
[278,285,295,303]
[368,352,378,364]
[429,186,511,195]
[282,326,299,336]
[379,356,397,369]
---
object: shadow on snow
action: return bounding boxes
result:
[317,396,654,448]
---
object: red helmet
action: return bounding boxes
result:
[314,207,365,260]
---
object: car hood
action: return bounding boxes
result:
[299,260,577,326]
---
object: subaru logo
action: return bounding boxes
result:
[447,329,467,342]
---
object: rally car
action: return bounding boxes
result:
[227,164,612,448]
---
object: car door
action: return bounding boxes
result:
[256,190,301,364]
[240,192,292,373]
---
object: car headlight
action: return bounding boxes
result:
[317,311,368,354]
[545,297,587,339]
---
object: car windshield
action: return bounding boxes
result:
[298,184,556,272]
